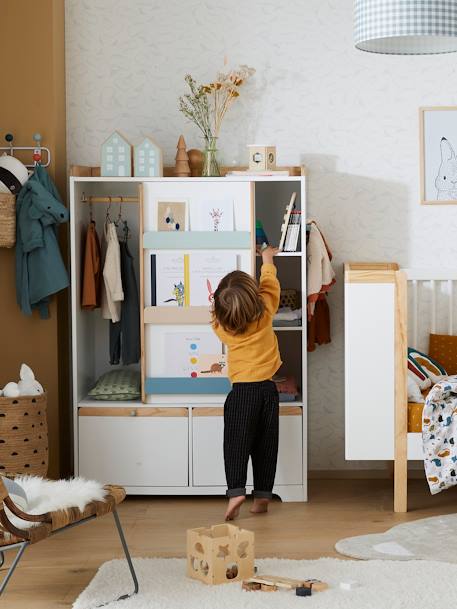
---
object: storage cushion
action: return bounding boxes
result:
[88,369,141,400]
[429,334,457,375]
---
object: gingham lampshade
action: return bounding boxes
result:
[355,0,457,54]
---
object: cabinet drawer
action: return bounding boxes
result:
[192,406,302,487]
[78,407,188,487]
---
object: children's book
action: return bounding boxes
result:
[151,253,188,307]
[164,332,224,377]
[278,192,297,251]
[157,200,187,231]
[190,199,234,232]
[188,253,237,306]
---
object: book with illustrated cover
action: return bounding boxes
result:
[190,199,234,232]
[151,253,188,306]
[188,252,237,306]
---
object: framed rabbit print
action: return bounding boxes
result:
[420,107,457,205]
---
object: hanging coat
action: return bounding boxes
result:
[110,240,140,366]
[15,164,69,319]
[81,221,102,309]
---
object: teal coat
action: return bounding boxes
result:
[15,164,69,319]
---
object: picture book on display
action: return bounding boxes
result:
[189,199,234,231]
[156,200,187,231]
[151,252,237,307]
[164,331,227,378]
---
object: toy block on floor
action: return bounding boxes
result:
[187,523,254,585]
[242,574,329,593]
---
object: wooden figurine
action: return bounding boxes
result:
[174,135,191,177]
[187,523,254,585]
[248,145,277,171]
[101,131,132,177]
[187,148,203,177]
[134,137,163,177]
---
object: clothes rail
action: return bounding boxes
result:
[81,195,139,204]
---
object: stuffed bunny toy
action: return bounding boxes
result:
[2,364,44,398]
[435,137,457,201]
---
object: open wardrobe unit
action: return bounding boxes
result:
[70,168,308,501]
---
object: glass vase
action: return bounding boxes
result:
[202,136,220,177]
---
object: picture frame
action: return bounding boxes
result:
[420,106,457,205]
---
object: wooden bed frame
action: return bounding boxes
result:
[345,263,457,512]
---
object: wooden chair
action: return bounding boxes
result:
[0,479,138,603]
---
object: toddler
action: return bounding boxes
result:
[212,246,281,520]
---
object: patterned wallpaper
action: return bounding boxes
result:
[66,0,457,470]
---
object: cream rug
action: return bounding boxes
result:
[336,513,457,562]
[73,557,457,608]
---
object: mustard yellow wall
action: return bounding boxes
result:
[0,0,68,477]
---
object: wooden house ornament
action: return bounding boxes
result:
[101,131,132,177]
[187,523,254,585]
[134,137,163,177]
[248,145,277,172]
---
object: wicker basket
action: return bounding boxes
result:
[0,193,16,248]
[0,393,48,477]
[280,288,300,310]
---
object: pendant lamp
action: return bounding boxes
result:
[355,0,457,54]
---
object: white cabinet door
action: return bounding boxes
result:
[78,407,189,486]
[192,407,302,487]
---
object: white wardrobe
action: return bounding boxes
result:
[70,170,308,501]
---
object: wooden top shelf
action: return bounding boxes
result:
[143,231,251,250]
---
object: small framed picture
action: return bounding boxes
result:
[420,107,457,205]
[157,200,187,231]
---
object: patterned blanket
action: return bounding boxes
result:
[423,376,457,495]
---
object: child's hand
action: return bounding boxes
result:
[261,246,279,264]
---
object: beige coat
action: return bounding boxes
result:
[101,222,124,322]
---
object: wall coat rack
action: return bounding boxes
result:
[0,133,51,169]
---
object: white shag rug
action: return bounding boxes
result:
[73,557,457,609]
[336,513,457,562]
[6,476,106,529]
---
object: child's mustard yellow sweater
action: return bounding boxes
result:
[213,263,282,383]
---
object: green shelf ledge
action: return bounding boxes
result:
[143,231,251,249]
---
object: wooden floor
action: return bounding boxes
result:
[1,479,457,608]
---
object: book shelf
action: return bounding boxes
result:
[70,168,307,502]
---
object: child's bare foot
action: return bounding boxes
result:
[225,496,245,521]
[250,498,269,514]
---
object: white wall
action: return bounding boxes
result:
[66,0,457,470]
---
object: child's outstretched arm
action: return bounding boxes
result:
[259,246,280,315]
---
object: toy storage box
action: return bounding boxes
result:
[187,523,254,585]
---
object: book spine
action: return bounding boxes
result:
[150,254,157,305]
[184,254,190,306]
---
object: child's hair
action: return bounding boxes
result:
[212,270,265,335]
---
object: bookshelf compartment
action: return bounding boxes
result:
[144,306,211,325]
[143,230,251,250]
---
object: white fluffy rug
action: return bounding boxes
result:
[336,513,457,562]
[7,476,106,529]
[73,557,457,609]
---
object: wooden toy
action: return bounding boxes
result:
[101,131,132,177]
[242,574,328,593]
[174,135,191,177]
[134,137,163,177]
[248,145,277,171]
[187,523,254,585]
[188,148,203,176]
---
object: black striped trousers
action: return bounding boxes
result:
[223,380,279,499]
